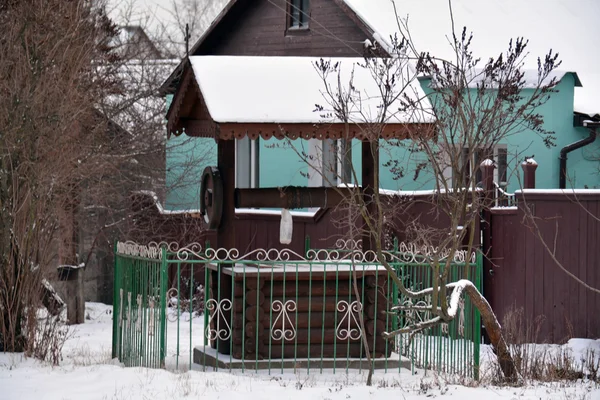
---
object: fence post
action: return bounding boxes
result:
[521,158,537,189]
[112,242,120,359]
[479,160,495,346]
[159,246,168,368]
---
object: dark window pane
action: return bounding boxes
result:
[290,0,300,27]
[497,147,507,184]
[301,0,309,25]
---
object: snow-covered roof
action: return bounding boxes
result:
[422,69,581,90]
[343,0,600,116]
[188,55,433,124]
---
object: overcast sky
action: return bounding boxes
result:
[105,0,226,40]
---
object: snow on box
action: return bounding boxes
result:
[188,55,433,124]
[343,0,600,116]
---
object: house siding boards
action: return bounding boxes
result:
[195,0,368,57]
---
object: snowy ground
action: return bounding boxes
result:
[0,302,598,400]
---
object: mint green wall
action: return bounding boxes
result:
[260,139,308,187]
[165,134,216,210]
[497,74,600,190]
[165,94,217,210]
[412,74,600,191]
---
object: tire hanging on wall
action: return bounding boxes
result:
[200,166,224,230]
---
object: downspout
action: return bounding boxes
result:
[559,120,599,189]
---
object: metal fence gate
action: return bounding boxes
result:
[111,242,167,368]
[112,239,482,379]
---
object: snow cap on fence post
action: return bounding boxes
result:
[521,158,537,189]
[480,159,495,195]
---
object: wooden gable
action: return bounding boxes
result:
[197,0,372,57]
[161,0,383,94]
[166,63,216,138]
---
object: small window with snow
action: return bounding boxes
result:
[289,0,309,29]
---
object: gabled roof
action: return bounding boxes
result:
[343,0,600,116]
[190,56,430,124]
[159,0,381,94]
[166,56,433,140]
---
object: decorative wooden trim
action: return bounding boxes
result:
[210,122,432,141]
[166,62,193,138]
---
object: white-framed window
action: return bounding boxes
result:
[308,139,353,187]
[235,137,259,189]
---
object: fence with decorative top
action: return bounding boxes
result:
[112,239,482,379]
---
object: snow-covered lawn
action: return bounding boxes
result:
[0,302,598,400]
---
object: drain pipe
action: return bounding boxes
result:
[559,120,599,189]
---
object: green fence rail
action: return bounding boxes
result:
[112,239,482,379]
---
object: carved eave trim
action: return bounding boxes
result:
[215,122,434,141]
[166,62,217,138]
[166,62,193,138]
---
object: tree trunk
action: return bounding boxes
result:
[59,182,85,325]
[463,283,521,384]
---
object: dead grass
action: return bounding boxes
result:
[486,306,599,384]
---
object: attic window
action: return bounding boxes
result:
[289,0,309,29]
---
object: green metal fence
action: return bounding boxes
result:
[112,239,482,379]
[306,238,483,379]
[112,242,167,368]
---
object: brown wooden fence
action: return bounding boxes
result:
[486,191,600,342]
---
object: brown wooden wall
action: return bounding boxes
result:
[487,192,600,342]
[234,209,343,254]
[196,0,369,57]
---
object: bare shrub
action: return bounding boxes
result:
[25,310,71,366]
[490,306,598,383]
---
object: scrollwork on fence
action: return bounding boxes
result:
[400,298,432,328]
[205,298,232,341]
[271,300,297,341]
[336,300,363,341]
[395,242,476,264]
[116,241,162,259]
[166,288,179,322]
[116,240,476,265]
[334,238,362,251]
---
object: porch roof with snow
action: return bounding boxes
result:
[166,55,433,140]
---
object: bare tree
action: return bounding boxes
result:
[0,0,122,355]
[288,9,561,383]
[74,0,222,305]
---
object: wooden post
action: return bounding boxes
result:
[480,159,495,195]
[58,182,84,325]
[521,158,537,189]
[479,159,495,344]
[216,139,235,355]
[361,140,379,251]
[57,265,85,325]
